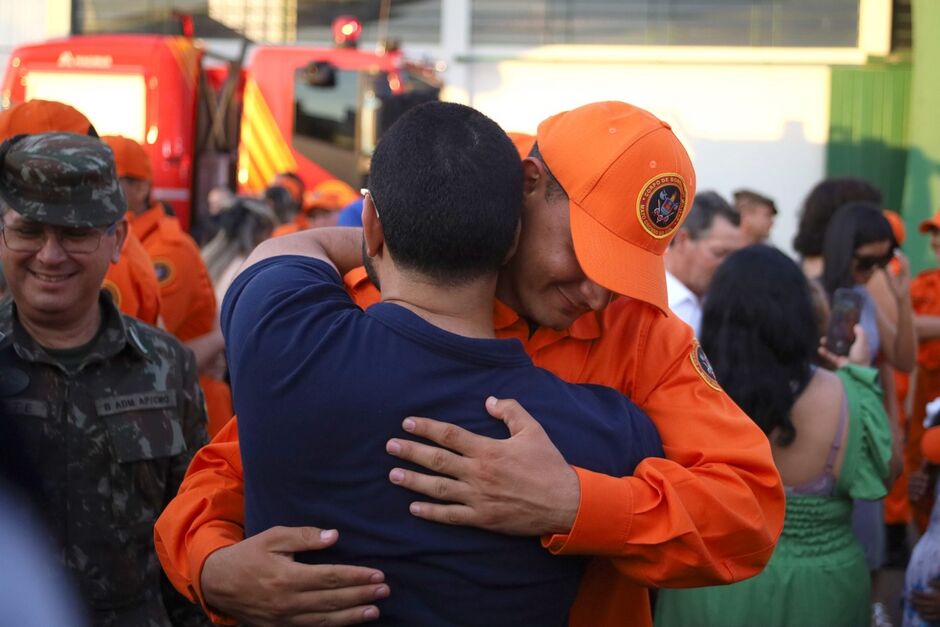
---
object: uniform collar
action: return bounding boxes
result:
[127,204,163,242]
[493,298,602,342]
[0,292,149,372]
[344,265,602,343]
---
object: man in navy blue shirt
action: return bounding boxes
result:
[224,102,663,625]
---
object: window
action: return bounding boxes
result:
[471,0,860,48]
[293,65,359,151]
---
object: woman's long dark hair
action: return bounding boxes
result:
[820,201,895,299]
[701,246,818,445]
[792,177,882,257]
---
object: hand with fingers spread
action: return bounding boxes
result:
[386,396,580,536]
[200,526,388,626]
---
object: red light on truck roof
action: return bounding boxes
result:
[332,16,362,48]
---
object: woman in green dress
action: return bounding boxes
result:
[655,245,895,627]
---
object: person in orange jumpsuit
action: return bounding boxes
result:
[271,178,359,237]
[153,102,785,627]
[906,210,940,532]
[881,209,914,562]
[103,135,231,436]
[0,100,162,325]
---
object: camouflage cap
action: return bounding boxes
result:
[0,132,125,227]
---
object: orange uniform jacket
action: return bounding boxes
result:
[906,269,940,530]
[102,230,162,325]
[272,214,311,238]
[154,268,785,626]
[130,205,233,435]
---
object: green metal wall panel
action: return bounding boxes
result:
[900,0,940,275]
[826,61,912,214]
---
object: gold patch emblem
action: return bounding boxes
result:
[153,257,175,286]
[690,340,721,391]
[636,173,688,239]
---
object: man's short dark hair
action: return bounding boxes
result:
[733,189,777,215]
[679,191,740,241]
[527,143,567,202]
[369,102,522,285]
[277,171,305,192]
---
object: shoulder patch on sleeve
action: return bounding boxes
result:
[690,340,722,391]
[152,257,176,286]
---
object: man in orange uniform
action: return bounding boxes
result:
[271,177,359,237]
[0,100,162,325]
[103,135,232,436]
[155,101,784,626]
[906,210,940,531]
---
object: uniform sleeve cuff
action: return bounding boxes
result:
[190,524,242,625]
[541,466,634,555]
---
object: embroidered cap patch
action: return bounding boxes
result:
[690,340,721,390]
[637,173,687,239]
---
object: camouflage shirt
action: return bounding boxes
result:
[0,293,209,627]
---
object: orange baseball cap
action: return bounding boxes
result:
[537,101,696,314]
[507,132,535,160]
[922,426,940,464]
[919,210,940,234]
[305,179,359,212]
[0,99,96,141]
[101,135,152,181]
[883,209,906,244]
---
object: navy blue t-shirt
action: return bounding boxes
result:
[223,256,664,627]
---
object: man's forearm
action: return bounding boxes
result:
[240,227,364,278]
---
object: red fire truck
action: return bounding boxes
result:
[0,18,441,231]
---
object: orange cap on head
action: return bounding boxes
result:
[919,210,940,234]
[883,209,906,244]
[0,99,95,141]
[272,173,305,205]
[922,426,940,464]
[537,101,696,314]
[305,179,360,212]
[506,132,535,160]
[102,135,152,181]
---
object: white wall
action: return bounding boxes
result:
[446,57,832,255]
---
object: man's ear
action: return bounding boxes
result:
[361,194,385,258]
[110,219,128,264]
[522,157,546,201]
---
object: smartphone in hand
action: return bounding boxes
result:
[825,288,864,357]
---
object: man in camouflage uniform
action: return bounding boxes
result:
[0,132,209,626]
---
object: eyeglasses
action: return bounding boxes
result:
[854,252,893,271]
[0,221,118,254]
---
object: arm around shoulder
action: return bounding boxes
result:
[155,417,245,624]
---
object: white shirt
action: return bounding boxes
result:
[665,270,702,336]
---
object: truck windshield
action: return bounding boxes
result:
[23,70,147,142]
[292,65,439,186]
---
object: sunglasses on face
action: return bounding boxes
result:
[853,251,894,271]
